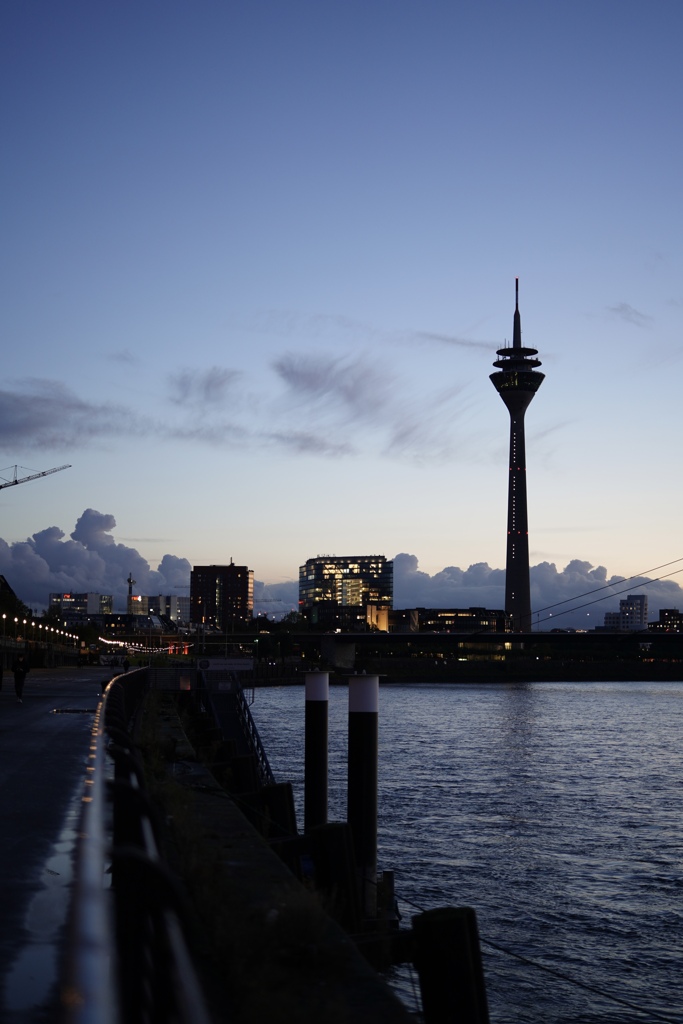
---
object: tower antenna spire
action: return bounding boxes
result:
[513,277,522,348]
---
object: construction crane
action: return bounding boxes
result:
[0,464,71,491]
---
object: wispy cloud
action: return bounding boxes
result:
[606,302,653,328]
[410,330,491,350]
[272,353,394,417]
[0,379,152,451]
[383,384,466,460]
[106,348,138,364]
[245,309,383,345]
[168,367,242,407]
[166,421,249,446]
[247,308,492,355]
[271,352,475,463]
[0,345,476,464]
[264,430,355,457]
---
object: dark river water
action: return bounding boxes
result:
[249,680,683,1023]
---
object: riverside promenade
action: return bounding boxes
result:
[0,665,111,1023]
[0,666,418,1024]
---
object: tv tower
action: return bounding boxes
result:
[490,280,544,631]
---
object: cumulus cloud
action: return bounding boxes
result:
[393,553,506,609]
[394,554,683,629]
[0,509,191,611]
[253,578,299,618]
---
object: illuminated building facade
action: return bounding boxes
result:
[299,555,393,631]
[126,595,190,623]
[49,592,113,616]
[190,562,254,630]
[389,607,509,633]
[648,608,683,632]
[490,280,544,631]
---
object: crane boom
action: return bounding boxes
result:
[0,464,71,491]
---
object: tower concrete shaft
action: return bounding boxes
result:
[490,281,544,631]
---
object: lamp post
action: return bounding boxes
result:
[14,618,19,639]
[2,613,5,640]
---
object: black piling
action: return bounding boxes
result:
[347,673,379,921]
[307,822,361,932]
[304,671,329,833]
[412,907,490,1024]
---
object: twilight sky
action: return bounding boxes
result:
[1,1,682,627]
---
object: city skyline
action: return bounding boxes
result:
[2,3,683,628]
[2,514,683,633]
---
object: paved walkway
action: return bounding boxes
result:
[0,665,112,1024]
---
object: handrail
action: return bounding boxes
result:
[64,670,213,1024]
[197,670,275,787]
[234,682,276,787]
[62,697,119,1024]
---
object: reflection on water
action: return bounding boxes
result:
[251,681,683,1024]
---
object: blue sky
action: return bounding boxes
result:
[1,1,682,625]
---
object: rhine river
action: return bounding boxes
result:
[250,681,683,1024]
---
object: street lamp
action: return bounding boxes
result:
[14,617,18,638]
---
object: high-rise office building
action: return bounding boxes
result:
[190,562,254,630]
[490,281,544,631]
[604,594,648,632]
[299,555,393,630]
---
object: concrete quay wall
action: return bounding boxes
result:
[143,690,413,1024]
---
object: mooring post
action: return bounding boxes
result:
[412,907,490,1024]
[347,673,379,921]
[304,671,329,833]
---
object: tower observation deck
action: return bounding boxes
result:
[490,280,544,631]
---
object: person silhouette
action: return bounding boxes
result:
[11,653,29,703]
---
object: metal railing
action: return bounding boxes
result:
[62,692,119,1024]
[233,681,275,787]
[64,670,213,1024]
[197,670,275,788]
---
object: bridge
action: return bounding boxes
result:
[247,629,683,679]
